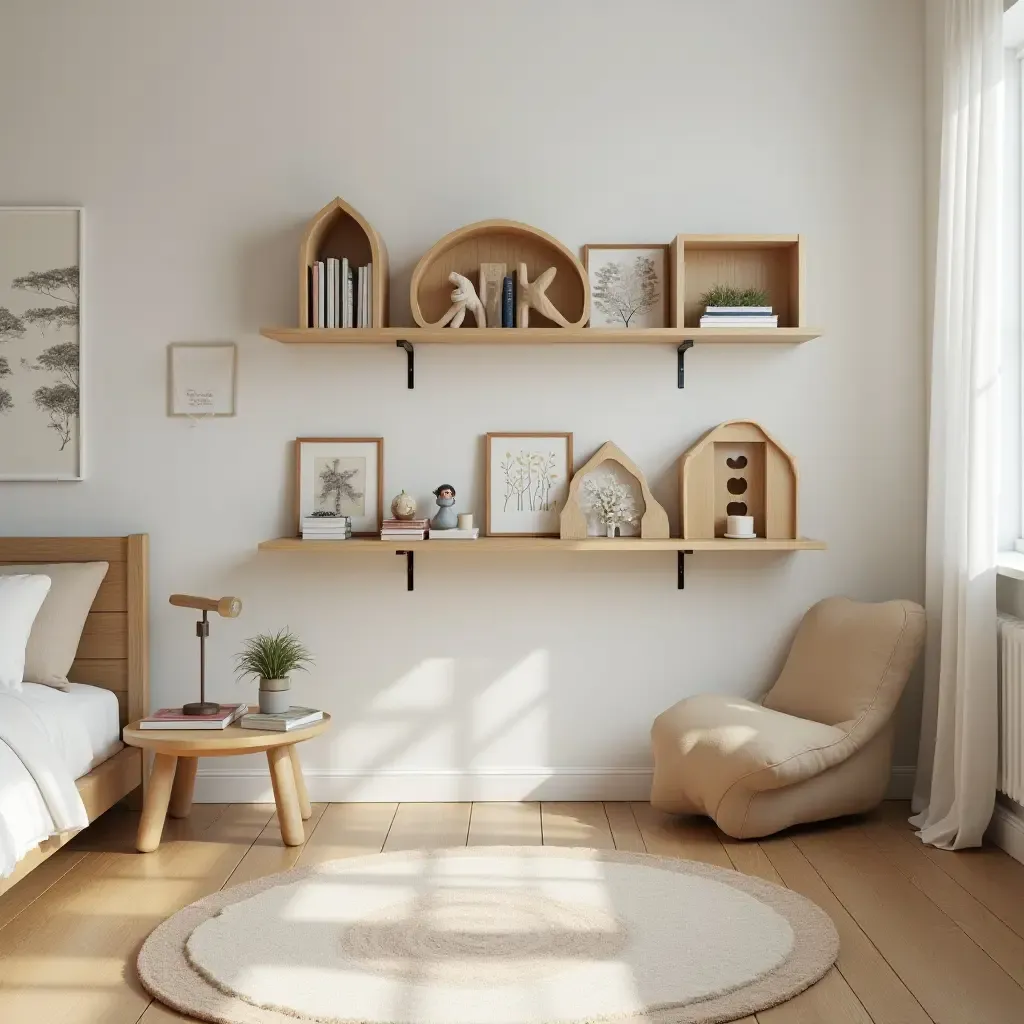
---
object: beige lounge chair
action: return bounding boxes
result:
[650,597,925,839]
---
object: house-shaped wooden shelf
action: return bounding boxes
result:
[679,420,799,539]
[561,441,670,540]
[299,197,389,328]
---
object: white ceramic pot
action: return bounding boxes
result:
[259,677,291,714]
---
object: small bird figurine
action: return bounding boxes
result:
[437,271,486,328]
[516,263,573,328]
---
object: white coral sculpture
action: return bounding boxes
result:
[582,475,640,530]
[438,271,486,328]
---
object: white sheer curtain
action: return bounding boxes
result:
[911,0,1003,850]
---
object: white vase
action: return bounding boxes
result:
[259,677,291,714]
[605,523,620,539]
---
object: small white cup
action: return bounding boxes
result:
[457,513,473,531]
[727,514,755,538]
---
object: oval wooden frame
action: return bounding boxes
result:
[299,198,389,328]
[560,441,670,540]
[409,219,590,329]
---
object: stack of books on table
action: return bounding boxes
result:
[240,706,324,731]
[301,516,352,540]
[308,258,374,328]
[381,518,428,541]
[699,306,779,328]
[138,704,247,730]
[428,527,480,540]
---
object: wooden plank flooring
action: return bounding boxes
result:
[0,800,1022,1023]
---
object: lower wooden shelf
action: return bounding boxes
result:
[258,537,825,553]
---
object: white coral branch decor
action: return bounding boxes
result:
[582,475,640,531]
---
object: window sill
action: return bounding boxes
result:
[997,551,1024,581]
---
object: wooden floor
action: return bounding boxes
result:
[0,801,1023,1024]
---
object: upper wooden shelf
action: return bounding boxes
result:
[260,326,821,346]
[258,536,826,553]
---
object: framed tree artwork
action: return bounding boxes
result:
[485,432,573,536]
[0,207,82,480]
[582,243,669,329]
[294,437,383,536]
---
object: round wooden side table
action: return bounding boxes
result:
[122,709,331,852]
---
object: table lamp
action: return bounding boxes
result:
[169,594,242,716]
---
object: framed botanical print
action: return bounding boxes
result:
[582,243,669,329]
[485,432,573,536]
[168,342,237,417]
[294,437,383,536]
[0,207,82,479]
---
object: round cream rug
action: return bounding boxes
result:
[138,847,838,1024]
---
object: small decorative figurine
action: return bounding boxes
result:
[517,263,573,328]
[437,271,486,328]
[390,490,417,521]
[431,484,458,529]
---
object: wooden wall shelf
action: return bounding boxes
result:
[257,535,826,591]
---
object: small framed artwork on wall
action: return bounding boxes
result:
[168,342,237,417]
[0,206,82,480]
[295,437,383,536]
[582,243,669,329]
[485,432,573,536]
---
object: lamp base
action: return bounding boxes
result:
[182,700,222,716]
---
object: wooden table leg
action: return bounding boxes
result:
[137,753,178,853]
[288,744,312,821]
[168,756,198,819]
[267,746,304,846]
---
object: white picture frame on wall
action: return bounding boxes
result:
[168,342,237,417]
[0,206,83,480]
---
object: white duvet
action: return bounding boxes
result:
[0,689,89,877]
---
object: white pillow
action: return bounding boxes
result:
[0,575,52,691]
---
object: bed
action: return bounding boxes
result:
[0,535,148,897]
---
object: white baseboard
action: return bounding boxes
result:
[194,764,919,804]
[988,803,1024,865]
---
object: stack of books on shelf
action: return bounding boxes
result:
[240,706,324,731]
[308,258,373,328]
[138,704,247,730]
[699,306,778,328]
[301,515,352,540]
[381,518,428,541]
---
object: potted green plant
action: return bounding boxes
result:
[235,628,314,714]
[699,284,770,311]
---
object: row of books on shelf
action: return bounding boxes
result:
[302,516,352,540]
[138,704,324,732]
[308,258,373,328]
[379,519,480,540]
[699,305,778,327]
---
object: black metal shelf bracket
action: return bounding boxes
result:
[397,340,414,389]
[677,340,694,389]
[397,549,414,590]
[677,550,693,589]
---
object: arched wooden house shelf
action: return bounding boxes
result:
[299,197,389,328]
[409,219,590,329]
[679,420,799,540]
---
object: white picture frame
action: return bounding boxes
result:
[295,437,383,536]
[168,342,238,417]
[485,432,573,536]
[0,207,83,480]
[583,244,669,329]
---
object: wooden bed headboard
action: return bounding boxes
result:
[0,535,149,727]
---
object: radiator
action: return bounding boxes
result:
[999,615,1024,804]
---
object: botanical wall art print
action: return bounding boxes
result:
[0,207,82,479]
[294,437,383,536]
[485,432,573,536]
[583,243,668,329]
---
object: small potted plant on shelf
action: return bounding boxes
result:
[235,628,314,714]
[698,285,776,328]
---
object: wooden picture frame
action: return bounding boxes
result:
[582,243,670,329]
[294,437,384,537]
[485,432,573,536]
[167,342,237,417]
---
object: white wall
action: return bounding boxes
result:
[0,0,927,801]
